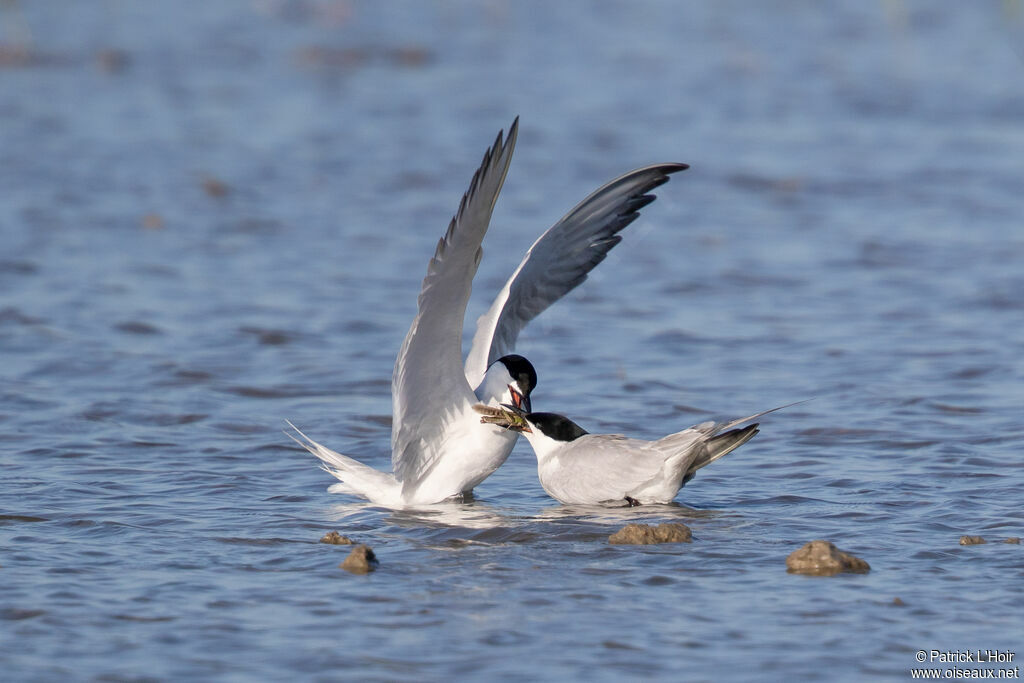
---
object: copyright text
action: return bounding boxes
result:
[911,650,1018,680]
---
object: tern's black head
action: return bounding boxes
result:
[496,354,537,413]
[525,412,588,442]
[497,354,537,395]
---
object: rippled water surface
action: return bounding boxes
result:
[3,2,1024,680]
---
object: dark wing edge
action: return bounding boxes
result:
[465,162,688,385]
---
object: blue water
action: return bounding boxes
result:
[3,2,1023,680]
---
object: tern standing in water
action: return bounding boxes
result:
[476,403,795,506]
[288,118,687,505]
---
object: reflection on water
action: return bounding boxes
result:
[323,489,725,536]
[531,502,717,525]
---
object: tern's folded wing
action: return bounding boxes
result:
[548,435,667,504]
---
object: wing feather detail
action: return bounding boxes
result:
[464,162,688,387]
[391,119,519,489]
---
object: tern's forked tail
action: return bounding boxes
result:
[285,421,403,506]
[686,399,810,476]
[698,424,760,471]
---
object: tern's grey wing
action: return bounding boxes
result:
[464,163,688,387]
[391,119,519,488]
[550,435,669,503]
[679,400,807,476]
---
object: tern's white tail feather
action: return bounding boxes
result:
[285,421,403,506]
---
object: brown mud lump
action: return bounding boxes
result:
[786,540,870,576]
[609,523,692,545]
[319,531,354,545]
[959,535,987,545]
[1003,537,1020,544]
[340,544,378,574]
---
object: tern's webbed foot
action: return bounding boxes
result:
[625,496,641,507]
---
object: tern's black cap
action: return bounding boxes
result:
[497,354,537,395]
[527,412,588,442]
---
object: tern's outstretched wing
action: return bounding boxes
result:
[464,162,688,388]
[391,118,519,490]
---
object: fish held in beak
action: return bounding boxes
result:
[472,403,531,432]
